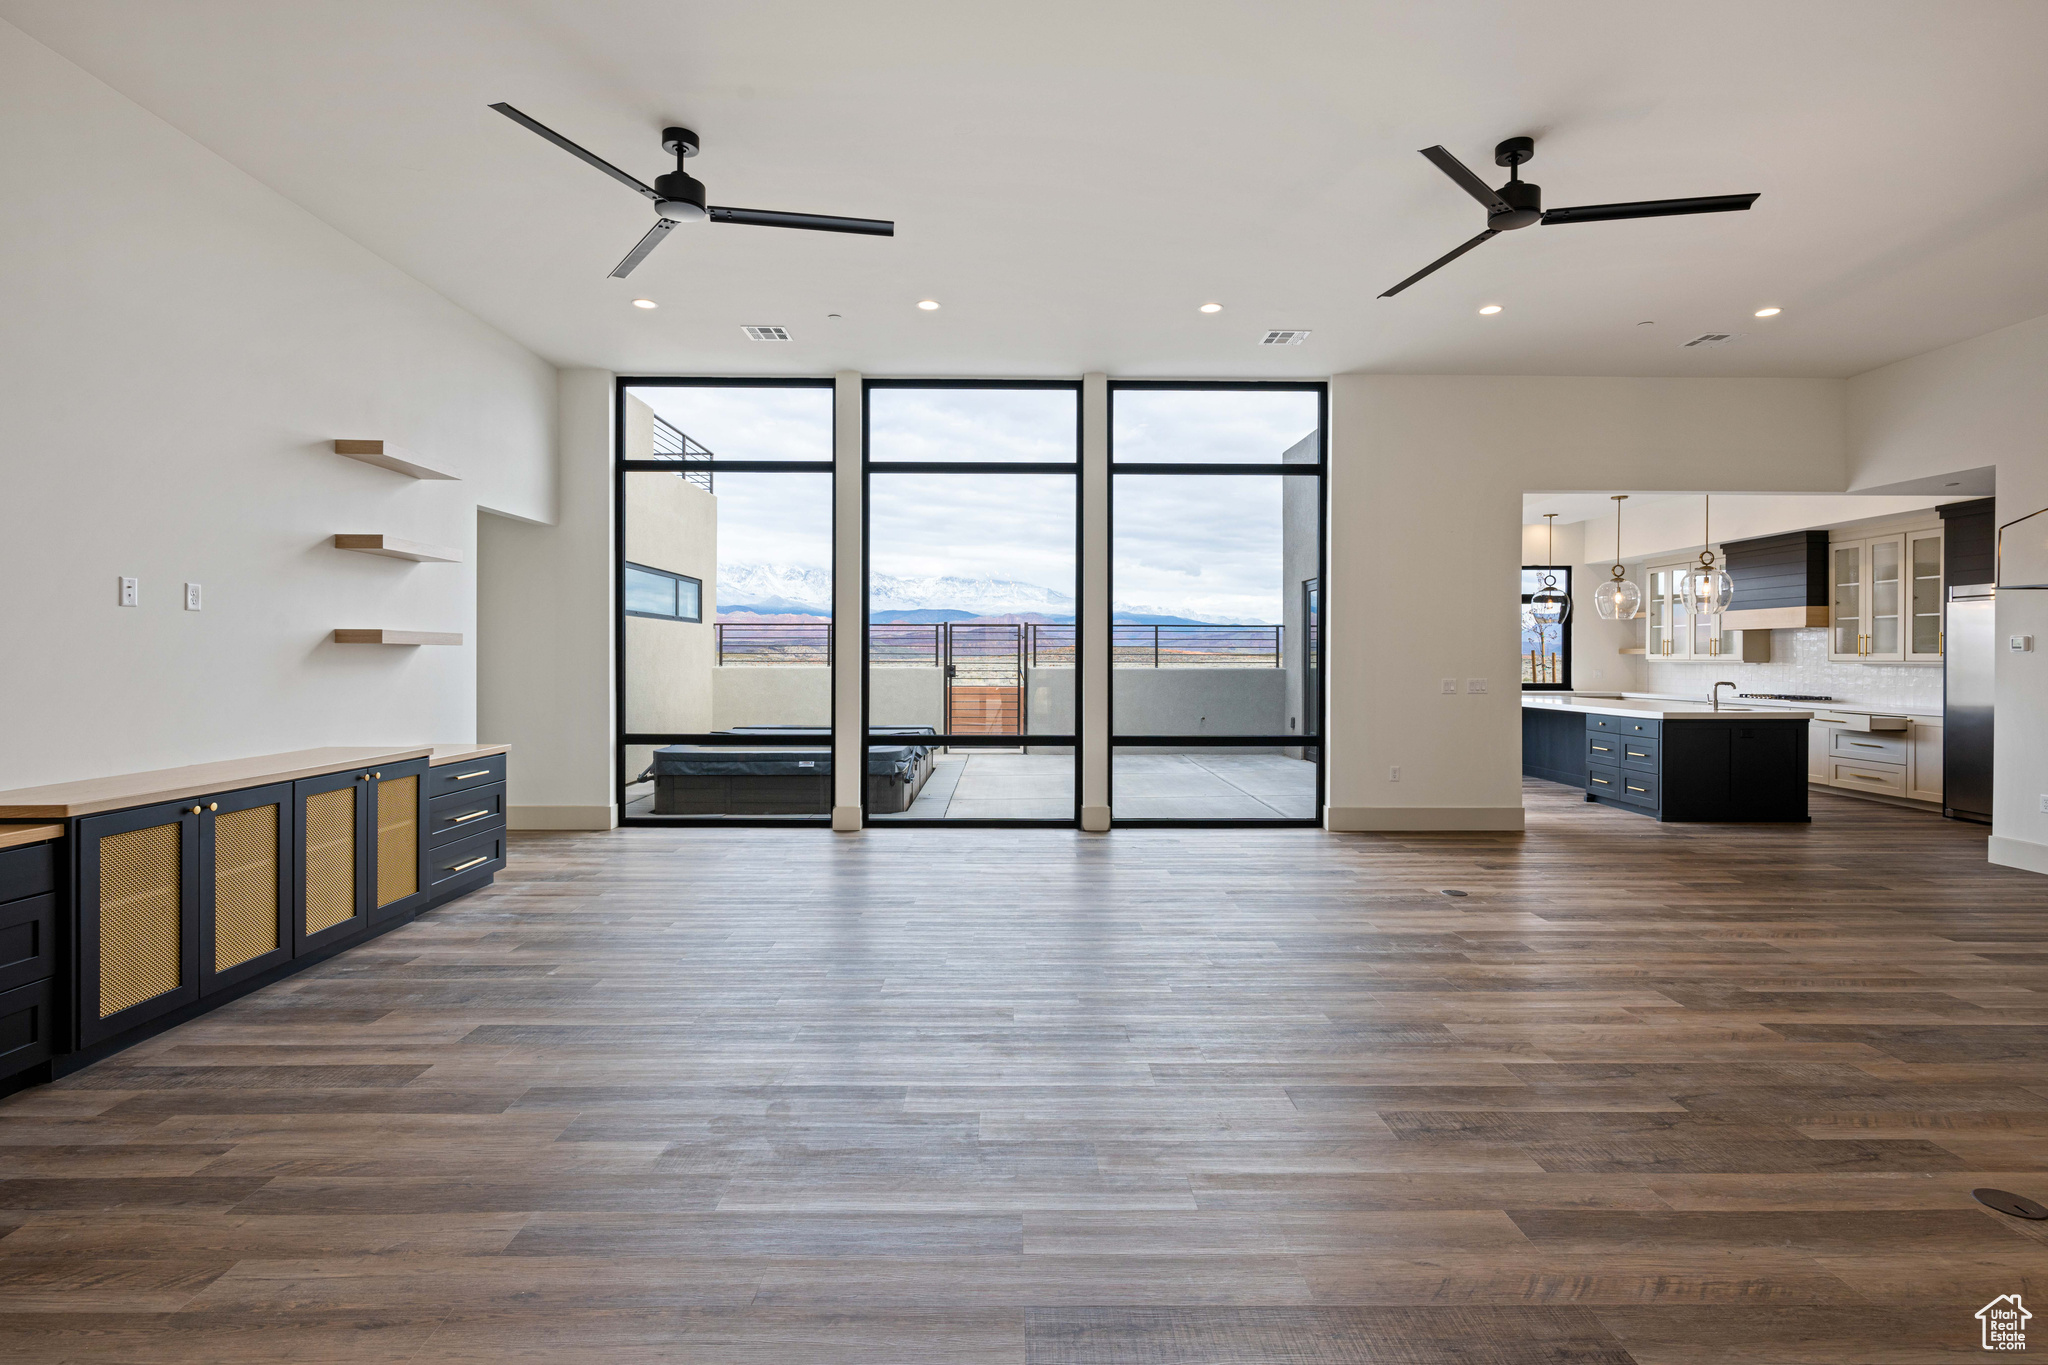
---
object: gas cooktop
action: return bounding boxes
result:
[1737,693,1834,702]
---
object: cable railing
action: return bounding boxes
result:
[714,621,1282,667]
[649,414,713,493]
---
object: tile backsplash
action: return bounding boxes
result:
[1630,628,1943,713]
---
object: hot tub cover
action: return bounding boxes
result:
[653,727,934,778]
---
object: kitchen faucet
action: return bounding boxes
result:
[1710,681,1736,711]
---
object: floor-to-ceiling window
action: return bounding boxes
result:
[616,378,835,823]
[1109,383,1324,824]
[864,381,1080,824]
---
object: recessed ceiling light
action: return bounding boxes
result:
[1199,303,1223,313]
[1946,482,1961,487]
[917,299,941,311]
[1637,320,1656,327]
[827,313,842,319]
[1478,304,1503,315]
[1754,306,1781,317]
[631,298,657,309]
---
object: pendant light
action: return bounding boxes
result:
[1678,493,1734,616]
[1528,513,1571,625]
[1593,494,1642,620]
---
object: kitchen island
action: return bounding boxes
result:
[1523,695,1813,822]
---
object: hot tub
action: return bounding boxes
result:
[651,727,936,815]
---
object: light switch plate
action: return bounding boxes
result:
[1441,678,1457,694]
[184,582,202,611]
[119,576,138,607]
[1467,678,1487,694]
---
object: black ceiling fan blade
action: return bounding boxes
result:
[708,206,894,236]
[490,102,660,202]
[1542,193,1759,225]
[1378,228,1501,298]
[609,219,679,278]
[1418,145,1510,212]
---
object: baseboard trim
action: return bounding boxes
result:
[1080,805,1111,833]
[508,805,616,831]
[1990,834,2048,876]
[1326,805,1526,832]
[831,805,863,832]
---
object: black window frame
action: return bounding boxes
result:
[615,376,837,827]
[1106,380,1327,829]
[1520,564,1574,692]
[861,378,1084,828]
[623,562,704,622]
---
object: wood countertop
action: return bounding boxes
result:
[0,823,64,851]
[428,743,510,767]
[0,747,435,820]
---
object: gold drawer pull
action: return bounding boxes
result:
[1851,741,1882,748]
[1627,784,1648,793]
[450,855,490,873]
[452,769,492,780]
[1848,773,1885,782]
[451,809,491,824]
[1590,776,1611,786]
[1591,744,1611,751]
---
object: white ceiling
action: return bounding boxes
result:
[11,0,2048,379]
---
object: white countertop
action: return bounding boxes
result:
[1522,695,1814,721]
[1601,691,1938,720]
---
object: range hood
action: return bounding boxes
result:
[1721,530,1830,630]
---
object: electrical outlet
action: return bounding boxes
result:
[1441,678,1457,694]
[1390,766,1401,782]
[2013,636,2035,653]
[184,582,202,611]
[1467,678,1487,694]
[118,576,138,607]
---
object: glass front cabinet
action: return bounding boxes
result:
[1829,529,1943,663]
[1642,561,1737,661]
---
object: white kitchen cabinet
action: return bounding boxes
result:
[1909,719,1944,803]
[1829,529,1941,663]
[1640,560,1765,661]
[1806,720,1830,783]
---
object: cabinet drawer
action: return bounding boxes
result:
[1585,735,1627,765]
[428,782,506,845]
[1830,729,1907,765]
[0,841,57,905]
[0,893,57,995]
[0,978,58,1080]
[1615,769,1659,804]
[428,754,506,799]
[1831,759,1908,796]
[429,825,505,887]
[1813,711,1910,732]
[1584,765,1624,795]
[1620,736,1660,771]
[1588,715,1661,737]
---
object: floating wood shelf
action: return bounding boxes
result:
[332,439,459,481]
[333,535,462,563]
[1619,647,1648,655]
[333,630,463,646]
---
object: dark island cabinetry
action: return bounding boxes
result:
[1525,705,1809,822]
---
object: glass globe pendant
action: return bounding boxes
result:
[1593,494,1641,620]
[1529,512,1571,625]
[1677,494,1734,616]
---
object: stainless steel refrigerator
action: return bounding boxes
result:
[1944,583,1994,822]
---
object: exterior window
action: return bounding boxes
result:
[625,563,703,622]
[1520,566,1571,690]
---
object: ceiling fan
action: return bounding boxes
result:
[489,103,894,278]
[1379,136,1758,297]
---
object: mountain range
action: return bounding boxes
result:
[716,563,1251,624]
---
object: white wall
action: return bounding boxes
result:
[1326,375,1846,830]
[1845,312,2048,871]
[0,19,555,790]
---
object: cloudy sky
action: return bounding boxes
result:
[630,384,1318,623]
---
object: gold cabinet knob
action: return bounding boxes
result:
[208,802,218,812]
[189,805,202,814]
[373,771,381,779]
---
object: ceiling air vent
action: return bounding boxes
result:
[1261,329,1311,345]
[1682,331,1743,348]
[743,325,792,341]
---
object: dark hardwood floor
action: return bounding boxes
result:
[5,779,2048,1362]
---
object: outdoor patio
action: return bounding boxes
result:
[878,749,1316,820]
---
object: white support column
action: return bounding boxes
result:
[831,370,865,830]
[1080,372,1112,831]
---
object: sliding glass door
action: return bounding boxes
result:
[1109,383,1324,824]
[617,379,835,823]
[864,381,1080,824]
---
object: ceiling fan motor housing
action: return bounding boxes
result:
[653,167,708,222]
[1490,178,1542,231]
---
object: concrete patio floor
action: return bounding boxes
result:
[874,750,1316,821]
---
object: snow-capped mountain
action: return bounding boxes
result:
[718,562,1250,624]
